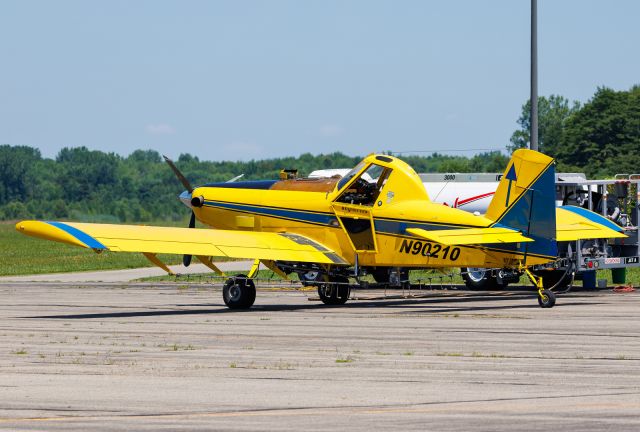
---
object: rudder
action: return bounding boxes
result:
[486,149,557,260]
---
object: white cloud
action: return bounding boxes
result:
[319,124,344,137]
[146,123,176,135]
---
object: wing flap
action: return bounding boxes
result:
[16,221,348,265]
[406,227,533,245]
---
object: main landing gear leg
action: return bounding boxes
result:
[524,268,556,308]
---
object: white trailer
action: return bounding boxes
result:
[309,168,640,290]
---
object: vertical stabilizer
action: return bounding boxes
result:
[486,149,557,259]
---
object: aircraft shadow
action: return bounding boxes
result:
[23,291,600,320]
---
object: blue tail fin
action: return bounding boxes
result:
[486,149,557,260]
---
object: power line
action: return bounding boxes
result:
[389,148,506,155]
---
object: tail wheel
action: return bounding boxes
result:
[318,276,350,305]
[223,275,256,309]
[537,289,556,308]
[461,268,498,290]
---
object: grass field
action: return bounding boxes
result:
[1,222,182,276]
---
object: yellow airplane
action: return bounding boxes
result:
[16,149,624,309]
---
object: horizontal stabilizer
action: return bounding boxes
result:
[15,221,349,265]
[406,227,533,246]
[556,206,626,241]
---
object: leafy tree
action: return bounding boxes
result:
[508,95,580,156]
[1,201,30,219]
[557,86,640,177]
[469,151,510,172]
[56,147,121,201]
[0,145,41,204]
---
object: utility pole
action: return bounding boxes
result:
[530,0,538,151]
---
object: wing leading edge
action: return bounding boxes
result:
[15,221,348,265]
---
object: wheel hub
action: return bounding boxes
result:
[229,284,242,301]
[467,268,486,282]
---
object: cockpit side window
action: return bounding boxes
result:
[335,163,392,206]
[336,162,366,191]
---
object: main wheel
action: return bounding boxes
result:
[223,275,256,309]
[370,268,390,284]
[537,289,556,308]
[462,268,498,290]
[317,276,350,305]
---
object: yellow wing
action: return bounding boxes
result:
[406,227,533,245]
[556,206,626,241]
[15,221,348,265]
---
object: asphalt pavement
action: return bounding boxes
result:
[0,281,639,431]
[0,261,254,283]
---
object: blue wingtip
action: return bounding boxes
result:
[46,221,107,250]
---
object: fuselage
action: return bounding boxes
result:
[183,154,552,269]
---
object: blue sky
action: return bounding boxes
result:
[1,0,638,161]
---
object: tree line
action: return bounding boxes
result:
[1,84,638,222]
[509,85,640,177]
[0,145,508,222]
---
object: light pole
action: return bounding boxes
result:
[530,0,538,151]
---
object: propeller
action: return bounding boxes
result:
[163,155,193,193]
[163,155,196,267]
[183,210,196,266]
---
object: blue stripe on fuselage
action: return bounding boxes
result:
[202,180,278,190]
[205,201,335,225]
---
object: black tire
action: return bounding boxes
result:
[223,275,256,309]
[537,289,556,308]
[370,268,390,284]
[317,276,350,305]
[461,268,498,290]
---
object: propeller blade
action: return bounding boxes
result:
[183,211,196,267]
[163,155,193,193]
[226,174,244,183]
